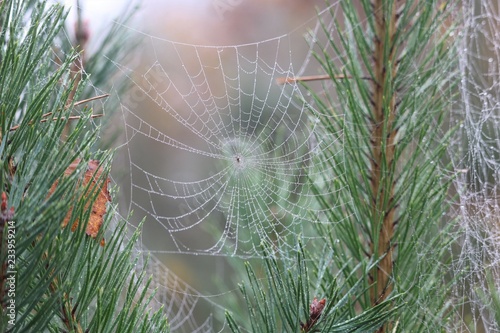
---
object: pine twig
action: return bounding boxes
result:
[276,74,371,85]
[9,94,109,132]
[9,114,104,132]
[300,297,326,332]
[49,274,84,333]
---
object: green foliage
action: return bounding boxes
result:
[0,1,168,332]
[226,241,401,332]
[305,1,458,331]
[476,270,500,328]
[226,1,460,332]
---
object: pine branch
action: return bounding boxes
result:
[275,74,371,85]
[9,114,104,132]
[304,0,459,331]
[0,1,169,332]
[226,241,401,332]
[368,3,399,331]
[300,297,326,332]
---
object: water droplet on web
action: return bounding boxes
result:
[488,58,493,63]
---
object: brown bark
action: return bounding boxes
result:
[369,1,399,332]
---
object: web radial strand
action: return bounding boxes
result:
[115,30,347,258]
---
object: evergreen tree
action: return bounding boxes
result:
[0,1,169,332]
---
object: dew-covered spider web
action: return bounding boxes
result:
[106,2,346,331]
[449,1,500,331]
[67,0,500,331]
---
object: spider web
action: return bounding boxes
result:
[449,1,500,331]
[103,2,346,331]
[72,0,500,331]
[114,38,345,256]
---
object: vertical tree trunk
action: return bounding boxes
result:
[369,1,399,332]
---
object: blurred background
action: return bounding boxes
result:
[63,0,323,45]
